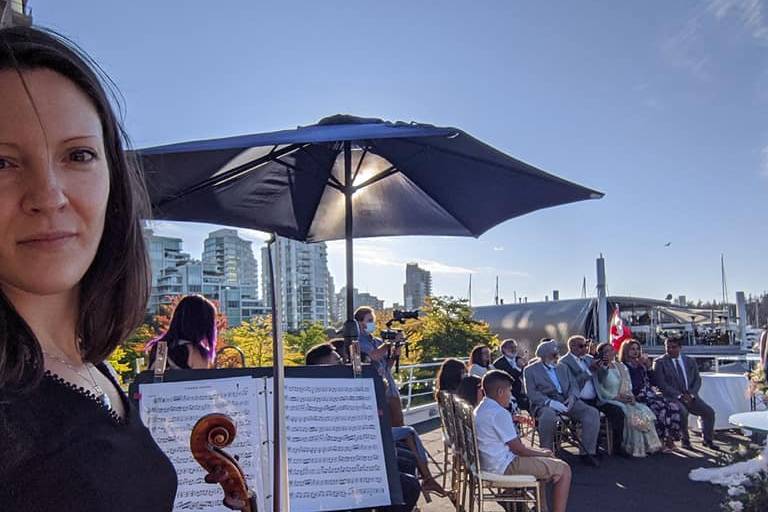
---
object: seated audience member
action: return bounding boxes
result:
[146,295,218,370]
[652,337,718,450]
[456,375,483,407]
[558,335,625,456]
[493,338,530,411]
[593,343,662,457]
[620,339,682,452]
[468,344,495,378]
[435,358,467,396]
[475,371,572,512]
[523,339,600,466]
[305,343,343,366]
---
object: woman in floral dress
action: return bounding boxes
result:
[620,339,683,451]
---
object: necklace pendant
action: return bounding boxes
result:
[99,392,112,410]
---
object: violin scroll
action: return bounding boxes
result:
[190,413,257,511]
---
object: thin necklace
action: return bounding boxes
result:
[42,349,112,410]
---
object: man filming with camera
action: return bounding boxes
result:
[354,306,412,426]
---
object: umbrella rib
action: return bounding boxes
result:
[351,148,369,185]
[155,143,307,209]
[351,165,399,192]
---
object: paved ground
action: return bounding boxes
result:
[413,419,737,512]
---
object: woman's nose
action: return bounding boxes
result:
[21,163,68,214]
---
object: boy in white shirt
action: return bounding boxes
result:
[474,370,572,512]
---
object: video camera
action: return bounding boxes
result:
[381,309,419,373]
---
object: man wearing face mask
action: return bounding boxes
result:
[523,339,601,466]
[354,306,405,426]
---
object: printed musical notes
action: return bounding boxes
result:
[139,375,391,512]
[284,378,391,512]
[138,377,266,512]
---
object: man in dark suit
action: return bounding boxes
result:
[493,338,530,411]
[558,335,626,456]
[652,337,718,450]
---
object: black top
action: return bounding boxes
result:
[0,363,177,512]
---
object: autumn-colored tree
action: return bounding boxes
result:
[220,316,304,367]
[107,323,157,386]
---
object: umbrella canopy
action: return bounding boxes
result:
[140,114,603,242]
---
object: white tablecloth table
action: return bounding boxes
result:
[729,411,768,434]
[688,373,751,431]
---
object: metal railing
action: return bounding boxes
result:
[395,358,468,413]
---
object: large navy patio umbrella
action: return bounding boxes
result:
[137,114,603,511]
[141,114,603,324]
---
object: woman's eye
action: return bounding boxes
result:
[69,149,97,162]
[0,157,17,170]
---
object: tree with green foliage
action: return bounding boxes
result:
[283,321,329,355]
[406,296,498,363]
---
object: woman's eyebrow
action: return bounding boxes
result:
[61,134,100,143]
[0,141,21,149]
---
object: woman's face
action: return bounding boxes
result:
[627,343,640,359]
[0,69,109,298]
[479,347,491,367]
[602,346,616,362]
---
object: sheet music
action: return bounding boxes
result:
[284,378,391,511]
[138,377,267,512]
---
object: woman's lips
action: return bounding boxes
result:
[18,232,77,250]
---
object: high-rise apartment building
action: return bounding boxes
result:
[335,287,385,322]
[145,229,189,314]
[262,238,331,330]
[144,229,267,324]
[403,263,432,310]
[203,229,258,288]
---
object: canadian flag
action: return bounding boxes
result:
[609,305,632,351]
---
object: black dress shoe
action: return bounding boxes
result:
[703,441,721,451]
[681,440,694,450]
[581,454,600,467]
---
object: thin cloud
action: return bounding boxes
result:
[661,12,711,80]
[327,240,476,274]
[709,0,768,41]
[493,246,505,252]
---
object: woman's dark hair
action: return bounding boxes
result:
[456,375,482,407]
[468,344,490,367]
[618,339,642,363]
[0,27,151,392]
[146,296,218,368]
[435,358,465,396]
[595,342,613,360]
[305,343,340,366]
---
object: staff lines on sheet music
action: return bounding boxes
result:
[291,476,385,488]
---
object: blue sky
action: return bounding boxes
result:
[32,0,767,306]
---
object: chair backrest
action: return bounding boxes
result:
[437,391,457,448]
[455,399,481,478]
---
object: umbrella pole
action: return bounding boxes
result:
[341,141,361,369]
[268,235,288,512]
